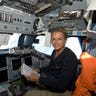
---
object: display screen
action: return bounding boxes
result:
[0,55,6,68]
[24,56,32,66]
[0,70,8,83]
[18,34,36,47]
[12,58,21,70]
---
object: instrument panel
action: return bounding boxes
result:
[0,6,37,34]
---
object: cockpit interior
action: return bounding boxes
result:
[0,0,96,96]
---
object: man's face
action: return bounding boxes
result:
[51,31,66,51]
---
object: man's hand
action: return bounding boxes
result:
[32,69,40,72]
[25,73,40,83]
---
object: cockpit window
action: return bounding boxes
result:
[33,36,82,59]
[32,36,54,55]
[66,37,82,59]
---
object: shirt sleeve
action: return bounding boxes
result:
[40,65,50,73]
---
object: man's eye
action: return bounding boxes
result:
[58,38,62,40]
[51,38,64,41]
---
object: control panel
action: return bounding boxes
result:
[0,6,37,34]
[6,55,33,82]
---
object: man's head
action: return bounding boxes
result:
[51,27,68,51]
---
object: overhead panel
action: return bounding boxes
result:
[0,6,37,34]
